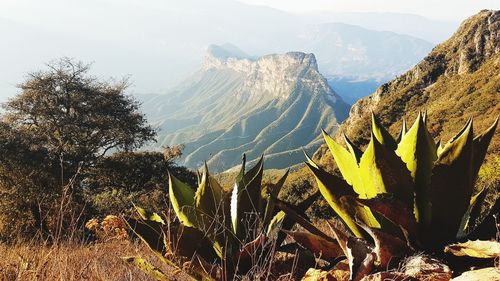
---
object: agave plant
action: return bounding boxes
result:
[124,155,314,280]
[286,113,498,279]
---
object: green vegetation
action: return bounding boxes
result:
[0,58,195,242]
[125,156,316,279]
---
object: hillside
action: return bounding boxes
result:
[142,46,350,171]
[314,10,500,171]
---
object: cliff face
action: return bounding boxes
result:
[202,48,326,102]
[314,10,500,169]
[142,46,350,171]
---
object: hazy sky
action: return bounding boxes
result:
[0,0,497,100]
[240,0,500,21]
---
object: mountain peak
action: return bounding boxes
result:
[435,9,499,74]
[202,44,318,74]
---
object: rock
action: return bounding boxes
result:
[452,267,500,281]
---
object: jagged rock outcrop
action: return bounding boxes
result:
[314,10,500,168]
[143,45,350,171]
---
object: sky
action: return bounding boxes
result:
[0,0,497,100]
[239,0,500,21]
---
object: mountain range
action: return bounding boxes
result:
[142,46,349,171]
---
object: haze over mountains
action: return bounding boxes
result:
[143,46,349,171]
[0,0,455,102]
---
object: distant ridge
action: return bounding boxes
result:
[142,45,350,171]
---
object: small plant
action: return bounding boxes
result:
[287,113,498,279]
[124,156,309,280]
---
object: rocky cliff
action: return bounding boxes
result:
[142,45,350,171]
[314,10,500,170]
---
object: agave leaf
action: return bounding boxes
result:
[457,188,488,239]
[396,113,436,225]
[343,134,363,163]
[429,119,475,246]
[356,195,418,237]
[275,199,333,241]
[326,220,353,257]
[262,170,289,228]
[444,240,500,258]
[231,155,264,241]
[195,164,223,213]
[357,222,412,269]
[126,217,166,255]
[167,224,221,264]
[283,230,343,260]
[122,256,170,281]
[346,237,375,281]
[371,112,397,150]
[194,164,227,236]
[133,205,165,225]
[359,134,414,207]
[271,192,320,247]
[169,172,197,228]
[436,139,443,155]
[471,117,498,182]
[395,118,407,144]
[266,211,286,238]
[304,159,365,238]
[322,130,363,194]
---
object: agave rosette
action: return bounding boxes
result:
[298,112,497,273]
[125,155,302,280]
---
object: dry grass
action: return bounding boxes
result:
[0,240,191,281]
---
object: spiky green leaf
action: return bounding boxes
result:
[322,130,363,195]
[169,172,197,227]
[359,134,414,207]
[471,117,498,182]
[429,119,475,245]
[396,113,436,224]
[371,112,397,150]
[263,170,289,228]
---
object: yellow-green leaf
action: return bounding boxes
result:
[122,256,170,281]
[359,134,414,206]
[371,112,397,150]
[471,117,498,182]
[169,172,196,227]
[133,205,165,225]
[305,159,365,238]
[343,134,363,164]
[396,113,436,224]
[395,118,407,144]
[230,155,264,240]
[322,130,363,196]
[263,169,289,228]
